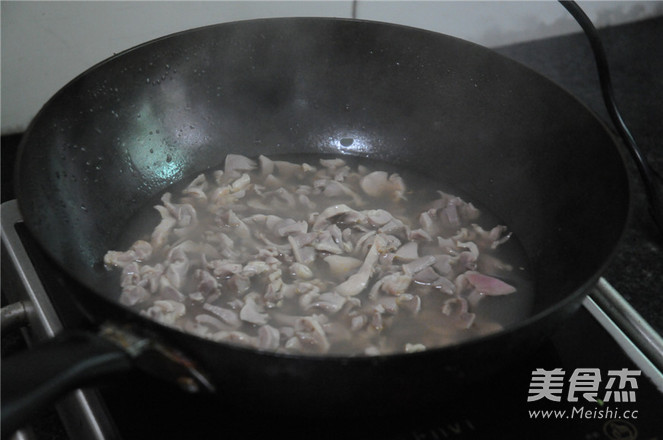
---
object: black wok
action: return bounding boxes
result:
[2,17,629,434]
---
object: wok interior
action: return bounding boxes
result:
[17,18,628,327]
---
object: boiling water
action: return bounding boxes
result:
[108,153,534,355]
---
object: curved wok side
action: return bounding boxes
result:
[15,19,629,305]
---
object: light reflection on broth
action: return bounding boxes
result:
[104,154,533,356]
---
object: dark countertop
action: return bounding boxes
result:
[1,15,662,439]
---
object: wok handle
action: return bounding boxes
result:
[1,330,133,438]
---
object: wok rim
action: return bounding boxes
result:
[14,16,632,363]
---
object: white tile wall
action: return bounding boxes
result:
[2,1,661,134]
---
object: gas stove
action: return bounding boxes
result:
[2,198,662,440]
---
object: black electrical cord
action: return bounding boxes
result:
[559,0,663,236]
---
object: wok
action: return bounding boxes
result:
[2,17,629,434]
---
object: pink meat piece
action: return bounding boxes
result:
[394,242,419,261]
[151,204,176,249]
[464,271,516,295]
[225,154,257,176]
[471,224,512,249]
[140,264,164,293]
[119,285,150,306]
[164,247,189,290]
[104,240,153,268]
[441,204,460,229]
[182,173,208,201]
[120,261,141,287]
